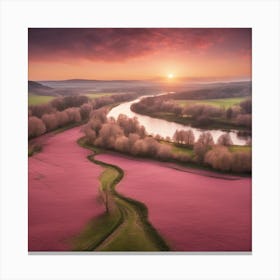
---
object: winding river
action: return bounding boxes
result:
[108,94,250,146]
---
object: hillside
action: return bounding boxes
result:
[28,81,56,96]
[171,81,251,100]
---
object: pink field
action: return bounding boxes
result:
[29,126,251,252]
[96,153,252,251]
[28,127,104,251]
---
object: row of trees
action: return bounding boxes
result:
[205,145,251,172]
[29,93,136,118]
[28,108,82,138]
[83,111,251,173]
[131,96,252,129]
[192,131,251,172]
[83,111,173,160]
[171,82,251,100]
[28,93,136,139]
[172,129,233,147]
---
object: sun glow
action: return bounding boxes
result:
[167,73,174,79]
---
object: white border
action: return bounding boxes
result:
[1,0,279,280]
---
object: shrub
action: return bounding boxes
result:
[240,98,252,114]
[80,103,92,120]
[236,114,252,128]
[28,116,46,138]
[231,151,251,173]
[204,146,232,171]
[64,107,81,123]
[41,113,58,131]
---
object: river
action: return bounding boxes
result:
[108,95,250,146]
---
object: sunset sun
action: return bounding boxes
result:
[167,73,174,79]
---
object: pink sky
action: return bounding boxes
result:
[28,28,251,81]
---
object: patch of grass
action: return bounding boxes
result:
[100,167,119,190]
[28,143,42,157]
[229,145,252,153]
[160,140,194,158]
[73,137,169,251]
[28,95,55,105]
[171,145,194,157]
[72,211,122,251]
[175,97,247,109]
[85,93,114,99]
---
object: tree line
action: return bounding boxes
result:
[28,93,136,139]
[83,110,251,173]
[131,96,252,129]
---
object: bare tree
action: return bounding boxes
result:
[80,103,92,120]
[217,133,233,146]
[193,132,214,162]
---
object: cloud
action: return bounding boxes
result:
[28,28,251,63]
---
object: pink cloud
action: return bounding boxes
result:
[29,28,251,63]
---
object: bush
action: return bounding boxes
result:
[236,114,252,128]
[80,103,92,120]
[41,113,58,131]
[28,117,46,138]
[239,98,252,114]
[231,151,251,173]
[204,146,232,171]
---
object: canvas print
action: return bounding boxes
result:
[28,28,252,252]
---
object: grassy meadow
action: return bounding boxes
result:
[28,92,115,105]
[28,95,55,105]
[175,97,247,109]
[85,92,114,99]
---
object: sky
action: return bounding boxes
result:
[28,28,251,81]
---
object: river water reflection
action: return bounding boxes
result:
[108,95,250,146]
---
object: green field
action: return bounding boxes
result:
[28,92,114,105]
[85,92,114,99]
[175,97,246,109]
[162,141,250,161]
[228,145,252,153]
[161,141,194,158]
[28,95,55,105]
[146,111,246,131]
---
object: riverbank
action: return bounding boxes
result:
[131,108,251,133]
[108,97,251,145]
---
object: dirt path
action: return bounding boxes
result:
[28,127,104,251]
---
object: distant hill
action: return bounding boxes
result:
[28,81,56,96]
[42,79,143,83]
[171,81,252,100]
